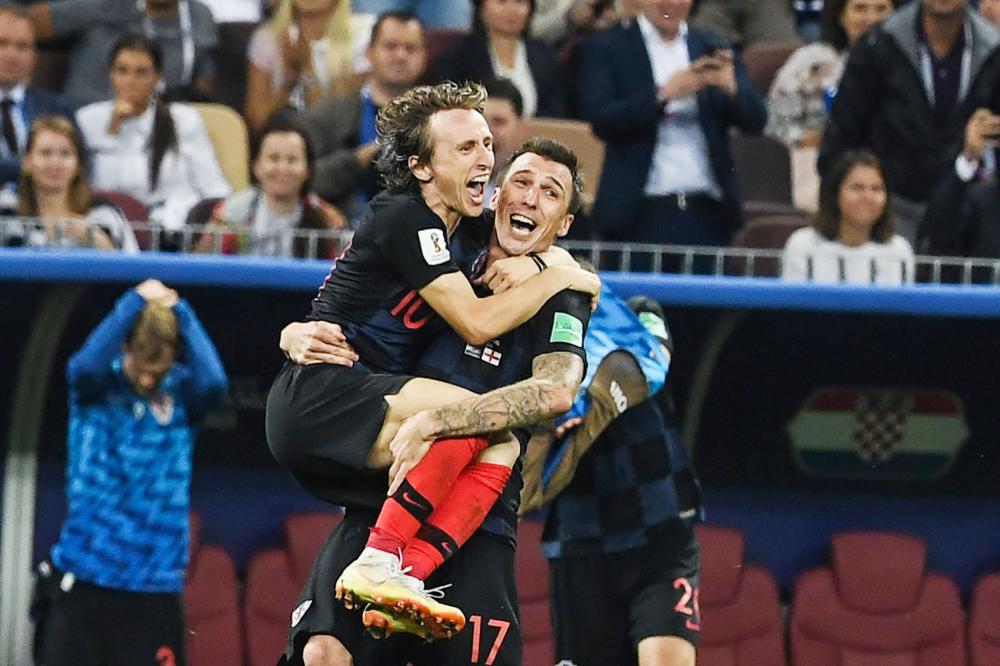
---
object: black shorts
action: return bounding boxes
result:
[32,563,186,666]
[281,510,522,666]
[549,519,701,666]
[265,361,412,509]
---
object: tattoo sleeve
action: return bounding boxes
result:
[426,352,585,438]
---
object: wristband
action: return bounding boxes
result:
[529,253,547,273]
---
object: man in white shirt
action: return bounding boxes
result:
[577,0,767,269]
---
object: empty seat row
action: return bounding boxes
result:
[185,513,1000,666]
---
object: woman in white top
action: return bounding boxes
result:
[244,0,374,133]
[195,117,348,258]
[765,0,896,148]
[16,116,138,252]
[76,34,231,234]
[782,149,914,285]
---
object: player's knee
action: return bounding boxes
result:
[479,436,519,467]
[302,635,353,666]
[637,635,696,666]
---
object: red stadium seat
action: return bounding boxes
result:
[695,524,787,666]
[185,512,243,666]
[515,519,553,666]
[790,531,965,665]
[970,572,1000,666]
[91,190,151,249]
[243,511,343,666]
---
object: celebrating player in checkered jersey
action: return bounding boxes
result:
[520,294,705,666]
[265,81,599,644]
[276,137,593,666]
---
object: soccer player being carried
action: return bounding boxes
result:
[265,82,599,643]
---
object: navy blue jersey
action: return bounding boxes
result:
[414,288,591,542]
[310,191,476,373]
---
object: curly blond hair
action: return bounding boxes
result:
[128,303,178,361]
[375,81,487,192]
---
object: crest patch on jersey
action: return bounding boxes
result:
[291,599,313,627]
[418,228,450,265]
[550,312,583,346]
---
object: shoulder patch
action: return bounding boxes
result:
[550,312,584,346]
[291,599,313,628]
[418,228,451,265]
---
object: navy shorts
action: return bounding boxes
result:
[549,519,701,665]
[265,361,411,509]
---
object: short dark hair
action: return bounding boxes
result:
[375,81,488,192]
[109,33,163,72]
[484,77,524,117]
[471,0,537,35]
[370,10,424,45]
[814,149,894,243]
[496,137,585,215]
[820,0,901,50]
[253,113,316,198]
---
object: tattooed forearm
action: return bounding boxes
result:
[426,352,585,438]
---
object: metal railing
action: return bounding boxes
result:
[4,216,1000,285]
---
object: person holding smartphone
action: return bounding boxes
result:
[919,107,1000,261]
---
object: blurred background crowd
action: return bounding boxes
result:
[2,0,1000,280]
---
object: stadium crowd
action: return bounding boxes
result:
[1,0,999,282]
[4,2,1000,666]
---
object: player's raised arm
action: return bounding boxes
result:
[418,265,598,346]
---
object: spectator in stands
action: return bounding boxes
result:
[300,10,426,221]
[578,0,767,256]
[76,35,231,235]
[22,0,219,108]
[783,149,914,285]
[919,107,1000,258]
[690,0,799,48]
[32,278,227,666]
[818,0,1000,246]
[483,77,524,200]
[351,0,472,29]
[12,115,138,251]
[195,116,348,257]
[430,0,567,117]
[0,8,71,196]
[766,0,898,149]
[530,0,631,46]
[244,0,375,134]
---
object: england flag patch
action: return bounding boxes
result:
[464,343,502,366]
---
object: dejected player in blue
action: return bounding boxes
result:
[33,279,228,666]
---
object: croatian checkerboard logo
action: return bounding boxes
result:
[787,387,968,481]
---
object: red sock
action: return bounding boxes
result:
[365,437,489,554]
[401,461,512,580]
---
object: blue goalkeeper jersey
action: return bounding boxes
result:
[50,291,227,593]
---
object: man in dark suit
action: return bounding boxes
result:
[300,11,427,225]
[0,8,72,192]
[578,0,766,265]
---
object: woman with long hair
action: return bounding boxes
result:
[16,116,138,252]
[766,0,898,147]
[196,115,348,257]
[244,0,373,133]
[430,0,565,118]
[75,34,231,235]
[783,149,914,285]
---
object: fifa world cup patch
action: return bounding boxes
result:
[464,342,503,366]
[550,312,583,346]
[291,599,313,627]
[418,228,450,265]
